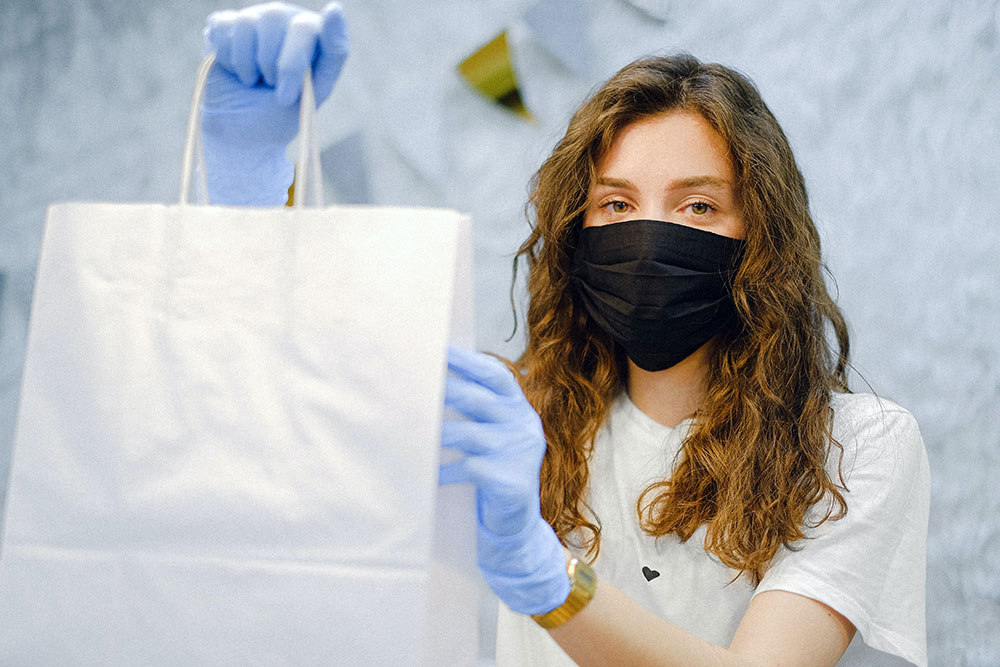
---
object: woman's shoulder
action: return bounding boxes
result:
[826,391,928,493]
[761,392,930,667]
[829,390,912,420]
[828,391,920,441]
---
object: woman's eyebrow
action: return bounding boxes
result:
[594,176,638,191]
[668,175,731,191]
[593,175,732,194]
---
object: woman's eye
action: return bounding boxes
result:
[605,201,630,214]
[689,202,713,215]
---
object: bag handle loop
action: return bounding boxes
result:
[179,53,323,208]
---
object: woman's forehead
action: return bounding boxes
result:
[593,112,735,190]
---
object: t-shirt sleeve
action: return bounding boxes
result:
[754,395,930,667]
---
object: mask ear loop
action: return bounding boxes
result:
[179,53,324,207]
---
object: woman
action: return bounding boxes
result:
[202,5,929,666]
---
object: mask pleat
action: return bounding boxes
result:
[570,219,744,371]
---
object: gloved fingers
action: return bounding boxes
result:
[313,2,349,105]
[204,9,261,87]
[441,419,506,456]
[204,9,239,68]
[255,3,299,87]
[276,10,322,106]
[444,374,513,424]
[447,346,521,397]
[229,13,261,86]
[439,452,518,498]
[438,458,472,486]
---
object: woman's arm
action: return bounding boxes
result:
[549,580,855,667]
[443,346,856,666]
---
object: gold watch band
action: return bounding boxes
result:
[531,557,598,629]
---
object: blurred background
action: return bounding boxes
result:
[1,0,998,664]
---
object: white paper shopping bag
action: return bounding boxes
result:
[0,56,478,666]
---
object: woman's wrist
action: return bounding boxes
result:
[477,515,571,615]
[532,556,598,629]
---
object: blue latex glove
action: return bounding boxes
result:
[201,2,348,205]
[440,346,570,616]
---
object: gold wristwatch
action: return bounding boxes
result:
[531,557,598,629]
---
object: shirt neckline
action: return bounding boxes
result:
[617,391,695,438]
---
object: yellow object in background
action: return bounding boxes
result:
[458,31,533,121]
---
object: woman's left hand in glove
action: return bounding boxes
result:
[439,346,570,615]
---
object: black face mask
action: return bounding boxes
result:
[570,219,745,372]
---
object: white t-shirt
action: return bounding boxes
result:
[496,392,929,666]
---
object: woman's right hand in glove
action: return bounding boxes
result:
[200,2,348,205]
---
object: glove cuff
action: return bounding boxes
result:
[478,517,571,615]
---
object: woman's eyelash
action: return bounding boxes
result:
[598,200,716,215]
[601,200,631,213]
[688,201,715,215]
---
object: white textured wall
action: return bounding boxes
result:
[1,1,998,664]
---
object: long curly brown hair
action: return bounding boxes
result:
[513,54,851,584]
